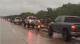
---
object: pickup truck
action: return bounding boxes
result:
[24,16,40,28]
[48,16,80,41]
[13,17,22,25]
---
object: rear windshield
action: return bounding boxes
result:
[29,17,37,20]
[16,18,21,19]
[64,17,80,23]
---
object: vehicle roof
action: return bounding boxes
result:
[58,16,79,17]
[27,16,36,18]
[15,17,21,18]
[28,16,35,17]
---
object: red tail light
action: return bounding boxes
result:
[38,20,40,22]
[22,23,24,24]
[29,20,31,23]
[38,25,40,28]
[71,25,75,30]
[18,23,20,24]
[31,16,33,18]
[48,26,49,28]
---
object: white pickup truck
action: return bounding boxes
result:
[13,17,22,25]
[24,16,40,28]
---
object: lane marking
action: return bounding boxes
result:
[23,39,28,44]
[6,23,16,33]
[12,29,15,32]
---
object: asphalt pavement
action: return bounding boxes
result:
[0,19,80,44]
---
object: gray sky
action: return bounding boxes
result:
[0,0,80,16]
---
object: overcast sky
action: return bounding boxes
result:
[0,0,80,16]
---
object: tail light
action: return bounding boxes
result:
[22,23,24,24]
[16,20,18,21]
[38,20,40,22]
[29,20,31,23]
[48,26,49,28]
[18,23,20,24]
[71,25,75,30]
[31,16,33,18]
[38,25,40,28]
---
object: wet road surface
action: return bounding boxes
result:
[1,19,80,44]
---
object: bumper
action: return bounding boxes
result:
[41,25,47,28]
[14,21,22,23]
[28,23,35,25]
[71,32,80,37]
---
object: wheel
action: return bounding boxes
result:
[24,23,26,27]
[28,24,30,28]
[19,23,22,25]
[48,26,53,36]
[36,25,40,31]
[14,22,16,24]
[37,28,40,31]
[36,26,40,31]
[17,23,20,25]
[32,25,34,29]
[62,29,71,42]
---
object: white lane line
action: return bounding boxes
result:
[7,24,16,32]
[12,29,16,32]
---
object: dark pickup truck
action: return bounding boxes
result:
[48,16,80,41]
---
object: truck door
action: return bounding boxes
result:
[52,16,64,32]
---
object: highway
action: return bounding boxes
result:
[0,19,80,44]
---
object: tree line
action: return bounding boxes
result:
[4,3,80,20]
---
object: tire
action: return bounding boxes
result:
[48,26,53,36]
[14,22,16,24]
[17,23,19,25]
[19,23,22,25]
[36,26,40,31]
[24,23,26,27]
[32,25,34,29]
[37,28,40,31]
[28,24,30,28]
[62,29,71,42]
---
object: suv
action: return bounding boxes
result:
[13,17,22,25]
[48,16,80,41]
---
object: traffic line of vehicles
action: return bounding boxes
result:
[1,16,80,42]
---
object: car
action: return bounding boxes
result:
[10,18,14,23]
[48,16,80,42]
[7,18,11,21]
[24,16,40,28]
[13,17,22,25]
